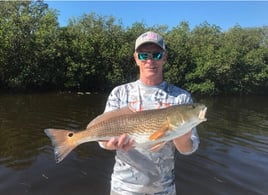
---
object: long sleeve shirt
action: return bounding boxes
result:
[104,80,199,195]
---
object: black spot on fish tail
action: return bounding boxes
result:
[44,128,78,163]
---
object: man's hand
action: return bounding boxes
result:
[99,134,135,151]
[173,130,193,154]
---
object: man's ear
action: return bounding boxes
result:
[133,53,140,66]
[162,52,168,63]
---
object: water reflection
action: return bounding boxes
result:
[0,93,267,194]
[192,96,268,194]
[0,92,107,170]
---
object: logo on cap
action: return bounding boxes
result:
[141,32,158,41]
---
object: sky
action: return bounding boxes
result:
[45,1,268,31]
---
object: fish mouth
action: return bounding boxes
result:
[199,106,207,121]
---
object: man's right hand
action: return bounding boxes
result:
[99,134,135,151]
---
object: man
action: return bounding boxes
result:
[99,31,199,195]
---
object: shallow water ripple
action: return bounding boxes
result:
[0,94,267,194]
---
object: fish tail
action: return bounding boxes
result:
[44,128,78,163]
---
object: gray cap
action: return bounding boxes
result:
[135,31,166,51]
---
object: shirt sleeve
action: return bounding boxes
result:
[175,90,200,155]
[180,127,200,155]
[98,87,122,149]
[188,96,200,154]
[104,86,122,112]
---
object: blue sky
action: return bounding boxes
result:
[46,1,268,31]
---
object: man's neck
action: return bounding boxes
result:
[139,77,163,86]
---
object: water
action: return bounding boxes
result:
[0,93,267,195]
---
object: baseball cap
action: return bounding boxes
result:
[135,31,166,51]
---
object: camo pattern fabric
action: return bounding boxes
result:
[104,80,200,195]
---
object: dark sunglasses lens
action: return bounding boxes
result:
[138,53,148,60]
[152,52,162,60]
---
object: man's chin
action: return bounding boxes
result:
[145,70,158,75]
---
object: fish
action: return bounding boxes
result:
[44,103,207,163]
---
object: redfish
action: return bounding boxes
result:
[45,103,207,163]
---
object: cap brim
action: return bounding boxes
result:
[135,41,165,51]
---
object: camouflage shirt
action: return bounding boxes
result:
[104,80,200,195]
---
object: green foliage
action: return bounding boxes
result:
[0,1,267,95]
[164,21,192,86]
[0,0,61,90]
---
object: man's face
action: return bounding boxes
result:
[134,43,167,83]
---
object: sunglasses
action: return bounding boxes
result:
[137,52,164,61]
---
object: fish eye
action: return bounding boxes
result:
[68,132,74,137]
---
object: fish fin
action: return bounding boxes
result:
[87,107,134,128]
[149,122,169,141]
[149,142,167,152]
[44,128,78,163]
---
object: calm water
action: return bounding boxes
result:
[0,93,267,195]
